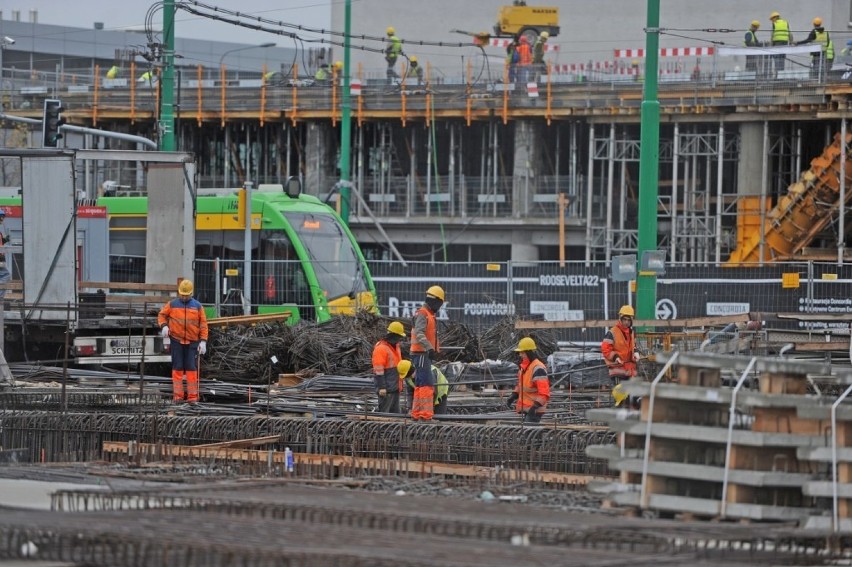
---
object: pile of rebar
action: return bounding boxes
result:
[204,314,557,384]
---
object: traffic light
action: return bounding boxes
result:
[42,98,65,148]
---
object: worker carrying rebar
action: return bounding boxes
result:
[601,305,640,383]
[158,279,208,404]
[769,11,792,73]
[797,17,834,79]
[385,26,403,80]
[372,321,405,413]
[506,337,550,424]
[744,20,761,73]
[409,285,445,420]
[398,359,449,415]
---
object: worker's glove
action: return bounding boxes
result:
[530,401,543,414]
[633,352,641,362]
[506,392,518,409]
[614,356,623,365]
[378,388,387,397]
[426,349,436,361]
[160,326,169,339]
[198,341,207,355]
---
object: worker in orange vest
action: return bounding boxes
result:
[372,321,405,413]
[409,285,445,420]
[515,35,532,83]
[158,279,209,403]
[506,337,550,424]
[601,305,640,383]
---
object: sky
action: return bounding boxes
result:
[2,0,333,44]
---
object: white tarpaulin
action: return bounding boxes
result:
[717,44,821,57]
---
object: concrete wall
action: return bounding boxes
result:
[332,0,844,78]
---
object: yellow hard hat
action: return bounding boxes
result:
[514,337,537,352]
[178,279,194,296]
[426,285,445,301]
[397,359,412,377]
[618,305,635,318]
[770,11,780,20]
[386,26,395,36]
[612,383,628,407]
[410,55,418,63]
[387,321,405,337]
[631,58,640,65]
[751,20,760,28]
[334,60,343,70]
[813,17,823,27]
[540,31,549,40]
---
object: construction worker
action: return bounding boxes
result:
[385,26,403,80]
[263,70,276,82]
[409,285,444,420]
[138,70,156,84]
[532,30,549,80]
[515,35,532,83]
[601,305,640,385]
[406,56,424,85]
[106,65,119,79]
[158,279,208,404]
[797,17,833,79]
[372,321,405,413]
[506,337,550,424]
[769,11,791,73]
[314,63,331,84]
[744,20,761,73]
[398,359,449,415]
[506,36,520,82]
[0,210,10,299]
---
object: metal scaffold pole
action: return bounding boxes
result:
[339,0,353,224]
[636,0,660,322]
[160,0,176,151]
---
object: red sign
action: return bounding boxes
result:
[0,206,22,218]
[77,206,107,218]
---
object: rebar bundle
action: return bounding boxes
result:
[203,314,559,385]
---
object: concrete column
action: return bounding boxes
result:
[511,230,539,262]
[512,120,541,218]
[305,121,334,197]
[737,123,764,196]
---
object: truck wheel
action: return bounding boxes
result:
[519,28,538,46]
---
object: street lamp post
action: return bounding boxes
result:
[218,42,276,80]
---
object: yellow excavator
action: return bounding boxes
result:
[495,1,560,44]
[453,2,560,47]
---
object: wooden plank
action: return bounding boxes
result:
[102,441,598,485]
[208,312,291,327]
[104,295,171,305]
[516,313,751,329]
[80,281,178,293]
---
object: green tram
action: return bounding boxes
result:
[103,182,377,322]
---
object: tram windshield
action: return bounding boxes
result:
[285,211,368,301]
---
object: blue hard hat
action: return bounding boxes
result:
[847,39,852,46]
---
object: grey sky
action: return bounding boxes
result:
[2,0,333,45]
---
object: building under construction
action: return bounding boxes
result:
[3,2,852,264]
